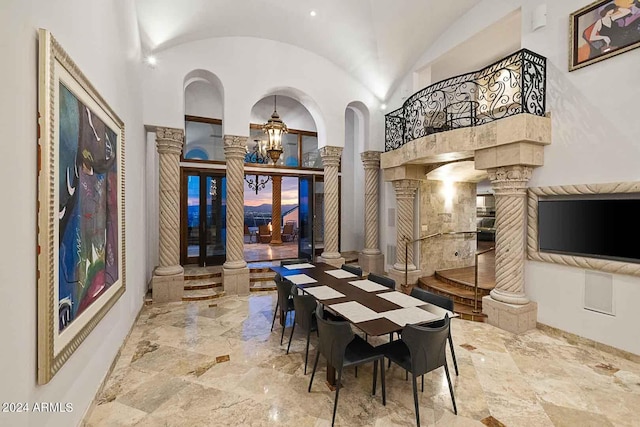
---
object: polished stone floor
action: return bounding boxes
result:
[85,294,640,426]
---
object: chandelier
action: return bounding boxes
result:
[244,95,288,194]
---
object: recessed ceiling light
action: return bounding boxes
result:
[310,10,317,17]
[146,56,157,66]
[380,104,387,111]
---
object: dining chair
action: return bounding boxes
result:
[308,306,386,426]
[341,264,362,276]
[280,258,310,266]
[271,278,295,345]
[410,288,459,376]
[367,272,396,290]
[286,293,318,374]
[377,315,456,426]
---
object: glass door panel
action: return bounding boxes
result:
[298,176,314,261]
[203,176,226,265]
[314,178,325,257]
[185,175,201,264]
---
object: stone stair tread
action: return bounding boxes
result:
[182,288,225,301]
[420,276,477,299]
[453,302,487,319]
[184,278,223,290]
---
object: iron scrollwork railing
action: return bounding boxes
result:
[385,49,546,152]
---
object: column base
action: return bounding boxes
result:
[318,255,345,268]
[154,265,184,276]
[358,252,384,275]
[490,288,530,305]
[223,267,250,296]
[388,268,422,291]
[482,296,537,334]
[269,240,283,246]
[151,273,184,303]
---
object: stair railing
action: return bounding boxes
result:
[473,246,495,314]
[403,231,478,290]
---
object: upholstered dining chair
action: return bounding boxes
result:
[286,293,318,374]
[308,306,386,426]
[341,264,362,276]
[377,315,456,426]
[271,277,295,345]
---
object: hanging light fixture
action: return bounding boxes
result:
[263,95,287,165]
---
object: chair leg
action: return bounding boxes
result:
[280,311,287,345]
[444,363,457,415]
[332,368,343,427]
[412,374,420,427]
[308,352,320,392]
[270,301,279,332]
[355,366,358,378]
[304,329,311,375]
[421,374,424,392]
[448,332,459,376]
[405,370,408,381]
[381,358,386,406]
[372,361,378,396]
[286,322,296,354]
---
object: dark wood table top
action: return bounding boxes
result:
[271,262,453,337]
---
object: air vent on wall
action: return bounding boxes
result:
[584,271,614,316]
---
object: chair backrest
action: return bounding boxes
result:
[292,294,317,332]
[259,224,270,236]
[275,277,294,310]
[368,272,395,290]
[341,264,363,276]
[315,305,354,369]
[280,258,310,266]
[410,287,454,311]
[282,223,294,235]
[401,315,450,377]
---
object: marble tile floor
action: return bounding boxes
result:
[85,294,640,427]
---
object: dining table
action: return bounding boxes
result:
[270,261,456,386]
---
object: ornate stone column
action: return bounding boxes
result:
[482,165,537,333]
[270,175,282,246]
[388,179,422,289]
[152,127,184,302]
[358,151,384,274]
[222,135,250,295]
[318,146,345,267]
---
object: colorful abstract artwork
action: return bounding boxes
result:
[571,0,640,71]
[37,29,125,384]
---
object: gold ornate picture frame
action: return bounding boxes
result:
[570,0,640,71]
[527,182,640,277]
[37,29,126,384]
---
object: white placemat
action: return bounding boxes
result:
[348,279,389,292]
[285,274,318,285]
[303,286,345,300]
[325,269,358,279]
[376,291,426,308]
[283,263,316,270]
[383,307,439,326]
[328,301,383,323]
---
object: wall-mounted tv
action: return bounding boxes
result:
[538,196,640,264]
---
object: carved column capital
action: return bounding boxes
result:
[361,151,381,170]
[156,127,184,156]
[488,165,532,196]
[224,135,249,159]
[393,179,420,199]
[320,146,343,168]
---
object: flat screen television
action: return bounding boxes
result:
[538,196,640,264]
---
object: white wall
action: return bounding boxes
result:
[384,0,640,355]
[0,1,146,426]
[250,96,317,132]
[341,108,365,252]
[185,80,223,119]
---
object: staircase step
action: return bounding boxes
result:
[250,281,277,292]
[250,272,276,282]
[182,288,225,301]
[454,303,487,322]
[184,278,223,291]
[419,276,489,307]
[434,270,477,290]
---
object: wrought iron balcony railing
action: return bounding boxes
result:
[385,49,546,152]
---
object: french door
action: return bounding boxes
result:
[181,170,226,266]
[298,175,337,260]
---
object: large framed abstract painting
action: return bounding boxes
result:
[570,0,640,71]
[37,29,125,384]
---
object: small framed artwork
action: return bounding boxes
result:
[37,29,126,384]
[570,0,640,71]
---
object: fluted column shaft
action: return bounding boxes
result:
[155,128,184,276]
[489,166,531,304]
[320,146,343,259]
[270,175,282,245]
[393,180,420,271]
[223,135,248,269]
[361,151,381,254]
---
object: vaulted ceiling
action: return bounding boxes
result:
[134,0,480,100]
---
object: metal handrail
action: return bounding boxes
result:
[403,231,478,288]
[473,247,495,314]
